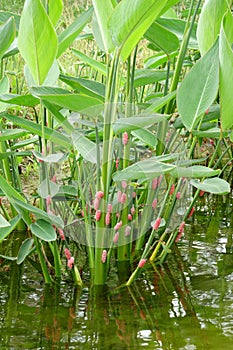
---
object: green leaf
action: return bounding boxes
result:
[24,60,60,87]
[197,0,229,55]
[59,74,105,101]
[3,37,18,58]
[0,17,15,59]
[0,174,27,203]
[132,129,158,149]
[72,49,107,76]
[92,0,114,52]
[157,18,198,49]
[190,178,230,195]
[17,238,34,264]
[109,0,169,61]
[31,86,103,113]
[145,21,179,54]
[177,40,219,131]
[38,179,60,198]
[30,219,57,241]
[145,91,176,112]
[192,127,228,138]
[33,151,66,163]
[171,165,221,178]
[219,11,233,131]
[0,214,10,228]
[0,93,39,107]
[0,216,21,242]
[145,51,178,69]
[42,100,74,134]
[113,159,175,181]
[0,254,17,261]
[158,0,180,17]
[0,11,20,31]
[18,0,58,85]
[57,8,93,57]
[2,113,71,149]
[13,136,38,150]
[48,0,63,27]
[72,130,98,164]
[0,174,30,225]
[0,129,28,142]
[0,76,9,112]
[113,114,166,134]
[14,199,64,228]
[134,69,172,87]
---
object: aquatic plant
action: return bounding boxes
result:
[0,0,232,286]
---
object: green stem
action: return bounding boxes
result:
[49,241,61,279]
[34,237,52,284]
[156,0,202,155]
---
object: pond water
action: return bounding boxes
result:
[0,192,233,350]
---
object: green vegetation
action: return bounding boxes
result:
[0,0,232,287]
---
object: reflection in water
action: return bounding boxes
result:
[0,193,232,349]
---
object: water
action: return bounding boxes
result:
[0,193,233,350]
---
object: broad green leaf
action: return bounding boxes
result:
[57,8,93,57]
[33,151,66,163]
[30,219,57,241]
[72,130,98,164]
[18,0,58,85]
[113,159,175,181]
[0,17,15,59]
[59,74,105,101]
[158,0,180,17]
[145,51,178,69]
[197,0,229,55]
[0,174,27,203]
[0,174,30,225]
[0,76,10,112]
[132,129,158,149]
[134,69,172,87]
[14,199,64,228]
[113,114,166,134]
[190,178,230,195]
[24,60,60,87]
[2,113,71,149]
[0,11,20,30]
[0,216,21,242]
[157,18,198,49]
[145,91,176,112]
[219,11,233,130]
[0,214,10,228]
[109,0,169,61]
[92,0,114,52]
[38,179,60,198]
[17,238,34,264]
[0,76,9,93]
[53,185,79,200]
[48,0,63,27]
[171,165,221,178]
[72,49,107,76]
[42,100,74,133]
[177,40,219,131]
[11,136,38,151]
[192,127,228,138]
[31,86,103,113]
[145,22,179,54]
[2,37,18,58]
[174,105,220,129]
[0,93,39,107]
[0,129,28,142]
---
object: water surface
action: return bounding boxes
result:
[0,193,233,349]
